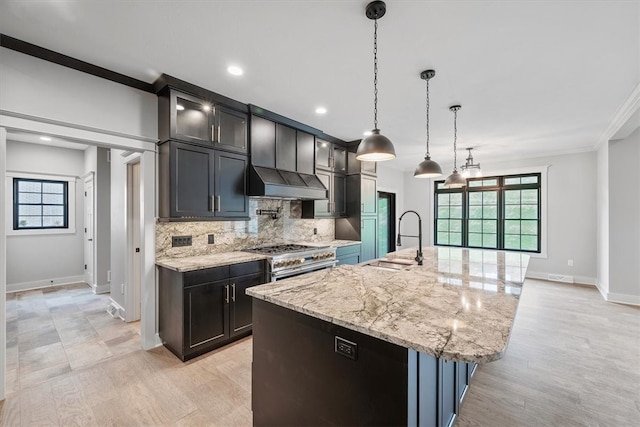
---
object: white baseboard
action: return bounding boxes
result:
[526,270,596,286]
[91,283,110,294]
[7,275,86,293]
[602,291,640,306]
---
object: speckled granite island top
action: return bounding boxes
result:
[247,246,529,363]
[156,251,269,272]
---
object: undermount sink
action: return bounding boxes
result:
[363,258,415,271]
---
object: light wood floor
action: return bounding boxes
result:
[0,279,638,426]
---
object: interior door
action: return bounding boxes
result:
[83,175,94,286]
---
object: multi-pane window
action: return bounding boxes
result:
[13,178,68,230]
[435,191,463,246]
[434,173,541,253]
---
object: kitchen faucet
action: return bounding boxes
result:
[396,210,424,265]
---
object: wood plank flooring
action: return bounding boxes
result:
[0,279,638,426]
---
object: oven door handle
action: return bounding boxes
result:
[271,260,337,280]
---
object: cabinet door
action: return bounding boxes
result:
[171,142,215,217]
[361,175,377,214]
[360,217,378,262]
[316,139,331,170]
[333,145,347,174]
[336,253,360,266]
[296,131,315,174]
[230,272,263,337]
[214,151,248,218]
[361,160,377,176]
[173,92,212,145]
[215,106,247,154]
[333,174,347,217]
[314,170,331,217]
[440,359,457,427]
[184,280,229,353]
[276,124,297,171]
[251,116,276,168]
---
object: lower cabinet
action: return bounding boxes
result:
[336,244,361,266]
[159,260,266,361]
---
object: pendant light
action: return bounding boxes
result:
[460,147,482,178]
[414,69,443,178]
[356,1,396,162]
[444,105,467,188]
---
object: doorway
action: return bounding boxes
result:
[83,174,95,287]
[126,160,142,322]
[378,191,396,256]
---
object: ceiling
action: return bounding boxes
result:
[1,0,638,171]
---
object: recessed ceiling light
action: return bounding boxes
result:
[227,65,244,76]
[40,136,51,141]
[176,104,185,111]
[315,107,327,115]
[363,131,372,136]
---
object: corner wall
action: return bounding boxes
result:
[6,141,85,291]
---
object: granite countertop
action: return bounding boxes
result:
[156,252,269,272]
[301,239,361,248]
[247,246,530,364]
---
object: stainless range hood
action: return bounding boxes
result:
[248,166,328,200]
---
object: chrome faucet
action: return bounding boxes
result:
[396,210,424,265]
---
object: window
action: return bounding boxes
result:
[5,172,76,236]
[434,173,541,253]
[13,178,69,229]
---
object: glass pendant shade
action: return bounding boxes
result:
[444,170,467,188]
[414,155,443,178]
[356,129,396,161]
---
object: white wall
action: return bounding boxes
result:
[0,47,157,139]
[6,141,85,290]
[110,149,127,310]
[596,143,610,295]
[608,127,640,303]
[402,170,432,247]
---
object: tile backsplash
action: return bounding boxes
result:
[156,198,335,259]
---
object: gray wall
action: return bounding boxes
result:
[6,141,85,289]
[608,127,640,301]
[596,142,610,295]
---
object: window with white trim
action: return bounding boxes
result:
[434,173,541,253]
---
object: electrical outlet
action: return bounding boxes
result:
[107,270,111,282]
[567,259,573,267]
[172,235,192,247]
[313,228,317,235]
[208,234,215,244]
[121,283,125,294]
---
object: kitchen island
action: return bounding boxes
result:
[247,246,529,426]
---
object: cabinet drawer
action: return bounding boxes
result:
[184,266,229,287]
[230,260,264,277]
[336,244,361,257]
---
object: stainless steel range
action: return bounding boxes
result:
[244,244,336,281]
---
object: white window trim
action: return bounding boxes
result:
[5,171,77,236]
[429,164,549,260]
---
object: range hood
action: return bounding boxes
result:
[248,166,328,200]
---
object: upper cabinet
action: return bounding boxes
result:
[249,111,317,174]
[347,150,377,176]
[316,139,347,174]
[158,87,248,154]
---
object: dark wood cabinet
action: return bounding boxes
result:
[296,130,315,174]
[301,170,347,218]
[214,151,249,218]
[159,260,266,361]
[158,88,248,154]
[159,141,249,219]
[276,123,297,171]
[250,114,317,175]
[316,139,346,173]
[348,150,377,176]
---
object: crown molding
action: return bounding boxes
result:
[594,81,640,150]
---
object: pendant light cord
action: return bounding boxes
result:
[373,18,378,129]
[453,108,458,172]
[425,78,430,157]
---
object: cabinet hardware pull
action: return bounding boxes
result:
[211,124,215,142]
[361,203,365,212]
[215,196,221,212]
[231,283,236,302]
[210,196,215,212]
[225,285,229,304]
[217,124,221,144]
